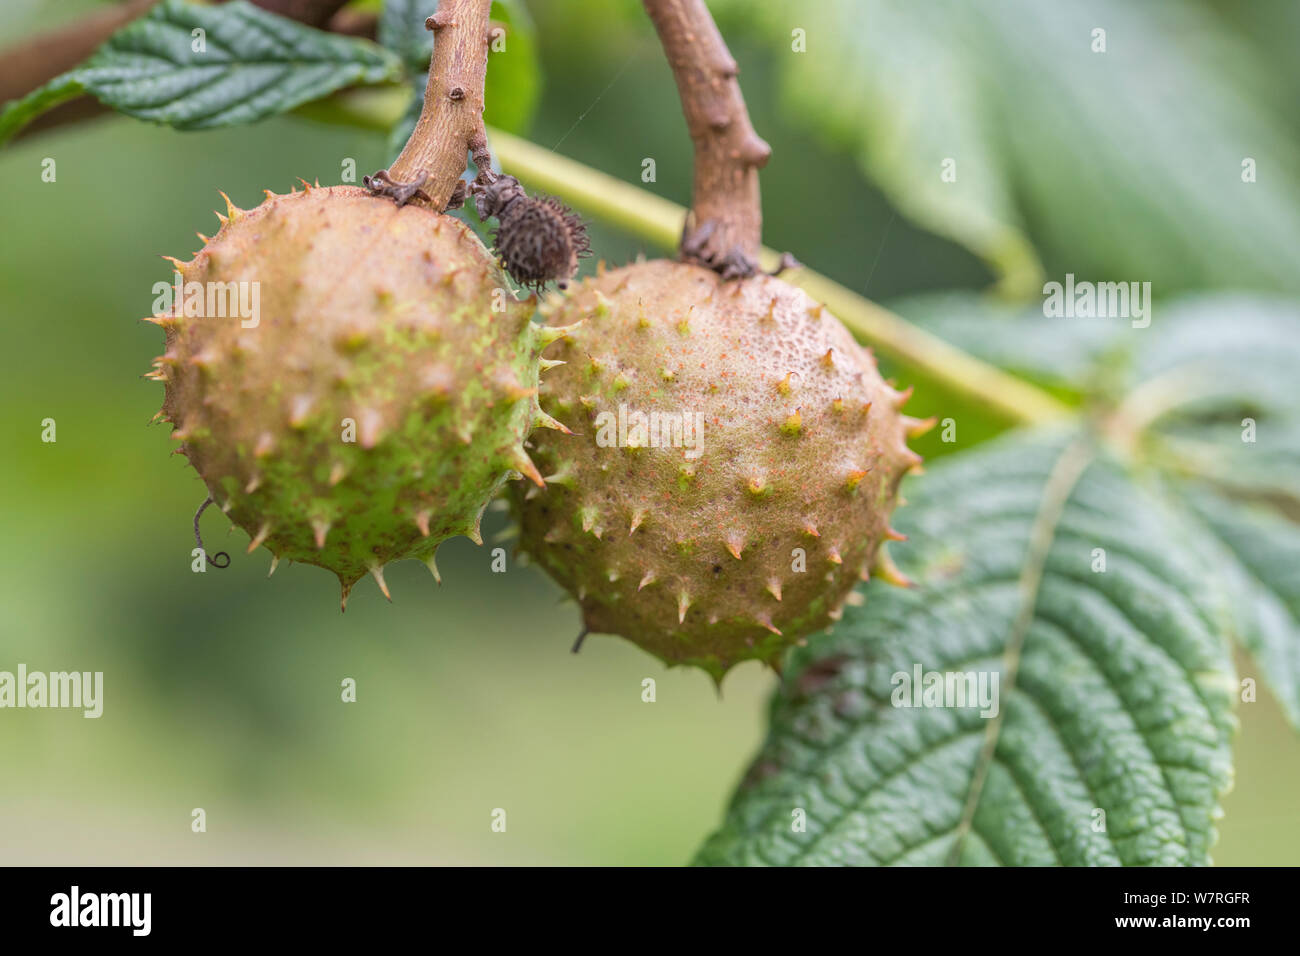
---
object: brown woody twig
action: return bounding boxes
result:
[377,0,496,211]
[642,0,771,279]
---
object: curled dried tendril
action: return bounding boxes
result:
[193,496,230,569]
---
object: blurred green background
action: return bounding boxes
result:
[1,0,1296,864]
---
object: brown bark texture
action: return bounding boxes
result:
[642,0,771,278]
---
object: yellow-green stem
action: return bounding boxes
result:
[488,127,1072,427]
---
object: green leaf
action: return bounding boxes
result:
[892,292,1300,504]
[716,0,1300,299]
[0,72,86,145]
[379,0,440,72]
[1179,489,1300,729]
[483,0,540,135]
[696,431,1237,865]
[1128,300,1300,729]
[1133,298,1300,505]
[892,292,1300,728]
[0,0,403,144]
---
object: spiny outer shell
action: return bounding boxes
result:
[150,185,551,602]
[513,259,920,680]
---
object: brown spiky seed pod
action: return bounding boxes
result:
[146,184,571,608]
[512,259,927,681]
[475,175,590,291]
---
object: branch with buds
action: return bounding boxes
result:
[642,0,772,279]
[369,0,497,212]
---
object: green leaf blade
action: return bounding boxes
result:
[483,0,541,135]
[89,1,403,130]
[1180,489,1300,728]
[0,72,86,145]
[717,0,1300,299]
[887,292,1300,732]
[696,432,1236,866]
[0,0,403,143]
[380,0,439,72]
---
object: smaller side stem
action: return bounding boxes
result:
[385,0,495,211]
[643,0,770,278]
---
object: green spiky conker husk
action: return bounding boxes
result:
[148,185,565,606]
[513,259,923,679]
